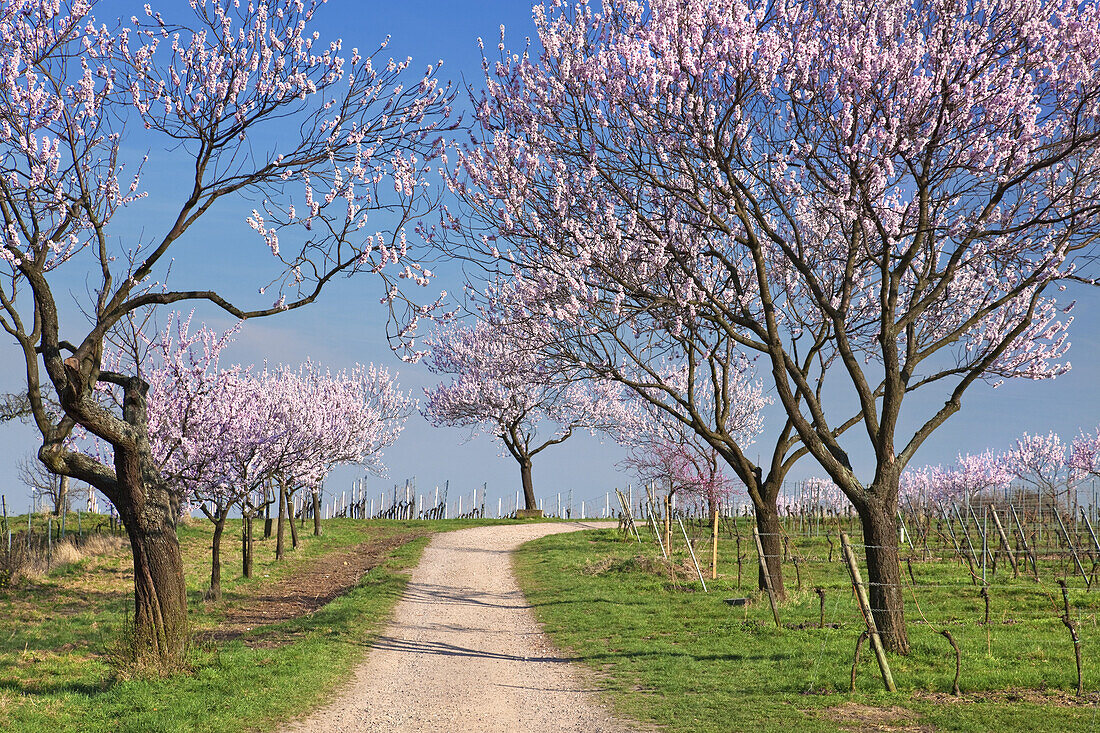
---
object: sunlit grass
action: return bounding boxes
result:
[515,526,1100,732]
[0,516,516,732]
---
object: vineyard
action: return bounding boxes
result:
[517,512,1100,732]
[580,488,1100,706]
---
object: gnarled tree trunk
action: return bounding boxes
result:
[287,488,299,549]
[263,485,274,539]
[205,512,229,602]
[242,512,255,578]
[54,475,69,516]
[113,443,188,668]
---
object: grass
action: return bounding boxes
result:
[0,515,519,732]
[514,524,1100,732]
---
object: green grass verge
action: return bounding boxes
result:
[514,527,1100,733]
[0,517,520,732]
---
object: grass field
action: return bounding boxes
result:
[0,515,509,733]
[514,525,1100,732]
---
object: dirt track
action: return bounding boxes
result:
[283,521,640,732]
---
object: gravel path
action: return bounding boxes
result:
[283,521,641,733]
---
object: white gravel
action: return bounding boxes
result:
[283,521,642,733]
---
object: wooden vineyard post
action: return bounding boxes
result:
[644,486,667,557]
[615,489,641,542]
[664,494,673,557]
[840,531,897,692]
[1009,504,1039,579]
[679,518,708,592]
[988,507,1018,577]
[1079,506,1100,558]
[711,504,719,580]
[753,526,781,628]
[938,504,970,577]
[645,507,668,558]
[733,521,743,588]
[948,504,980,583]
[897,510,914,552]
[1051,502,1090,589]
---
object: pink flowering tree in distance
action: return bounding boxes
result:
[1070,429,1100,503]
[447,0,1100,652]
[1006,432,1076,505]
[620,416,741,560]
[948,452,1015,507]
[140,316,250,602]
[0,0,454,666]
[620,391,746,507]
[92,315,412,601]
[907,451,1014,506]
[621,424,741,514]
[261,361,412,562]
[422,317,623,512]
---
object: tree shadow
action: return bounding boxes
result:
[402,581,530,610]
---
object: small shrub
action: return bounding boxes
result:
[582,554,696,578]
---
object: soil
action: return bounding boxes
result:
[204,531,427,645]
[823,702,932,732]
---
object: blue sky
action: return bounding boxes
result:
[2,0,1099,515]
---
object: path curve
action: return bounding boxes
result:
[284,521,641,733]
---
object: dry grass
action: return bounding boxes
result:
[581,553,698,580]
[77,533,128,557]
[2,533,127,582]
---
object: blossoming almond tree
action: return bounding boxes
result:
[904,452,1013,506]
[450,0,1100,652]
[621,420,741,512]
[422,317,623,511]
[1071,429,1100,486]
[1006,432,1077,505]
[128,317,411,600]
[0,0,453,667]
[262,360,412,560]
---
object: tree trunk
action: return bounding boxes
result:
[287,489,299,549]
[206,512,228,602]
[275,479,287,561]
[312,490,322,536]
[855,496,910,655]
[520,459,536,510]
[41,360,188,671]
[664,493,672,554]
[112,458,188,669]
[263,486,273,539]
[54,475,69,516]
[242,513,254,578]
[753,501,788,602]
